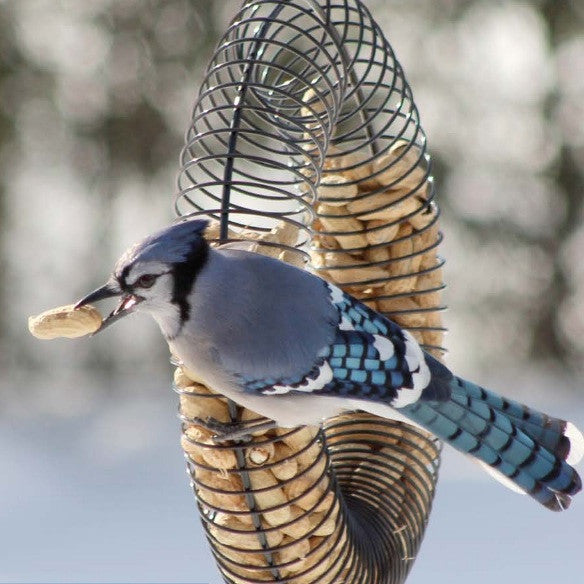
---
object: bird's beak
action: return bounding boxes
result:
[75,281,143,334]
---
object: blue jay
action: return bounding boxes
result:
[76,219,584,511]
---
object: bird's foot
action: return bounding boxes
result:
[213,420,278,443]
[186,416,277,443]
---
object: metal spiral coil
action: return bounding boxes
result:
[174,1,445,582]
[176,0,346,243]
[175,381,441,583]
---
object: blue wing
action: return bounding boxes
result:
[235,280,584,512]
[241,283,449,408]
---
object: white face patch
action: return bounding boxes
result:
[129,270,182,339]
[262,362,334,395]
[125,260,169,287]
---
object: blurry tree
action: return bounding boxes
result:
[0,1,582,388]
[0,7,15,368]
[371,0,584,377]
[533,0,584,368]
[0,0,226,378]
[446,0,584,374]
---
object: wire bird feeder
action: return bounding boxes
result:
[172,1,446,582]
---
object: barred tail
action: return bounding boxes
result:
[401,376,584,511]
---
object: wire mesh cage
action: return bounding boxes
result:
[172,1,446,582]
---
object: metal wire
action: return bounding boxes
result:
[176,0,446,354]
[175,382,441,583]
[174,1,445,582]
[177,0,347,241]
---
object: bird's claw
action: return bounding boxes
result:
[186,416,277,443]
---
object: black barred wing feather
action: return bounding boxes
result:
[242,283,434,408]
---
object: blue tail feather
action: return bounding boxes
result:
[401,376,582,511]
[455,377,570,460]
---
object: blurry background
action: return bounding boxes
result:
[0,1,583,583]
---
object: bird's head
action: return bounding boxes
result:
[76,219,209,338]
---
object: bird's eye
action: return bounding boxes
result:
[136,274,157,289]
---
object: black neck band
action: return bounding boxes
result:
[171,237,210,326]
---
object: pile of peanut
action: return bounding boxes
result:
[176,367,347,583]
[178,220,350,582]
[204,219,306,269]
[180,141,445,581]
[323,412,441,558]
[311,141,445,357]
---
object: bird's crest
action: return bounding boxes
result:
[114,219,209,274]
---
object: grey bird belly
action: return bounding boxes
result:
[178,249,339,381]
[167,248,414,428]
[169,329,332,426]
[169,332,413,428]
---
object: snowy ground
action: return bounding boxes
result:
[1,372,582,584]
